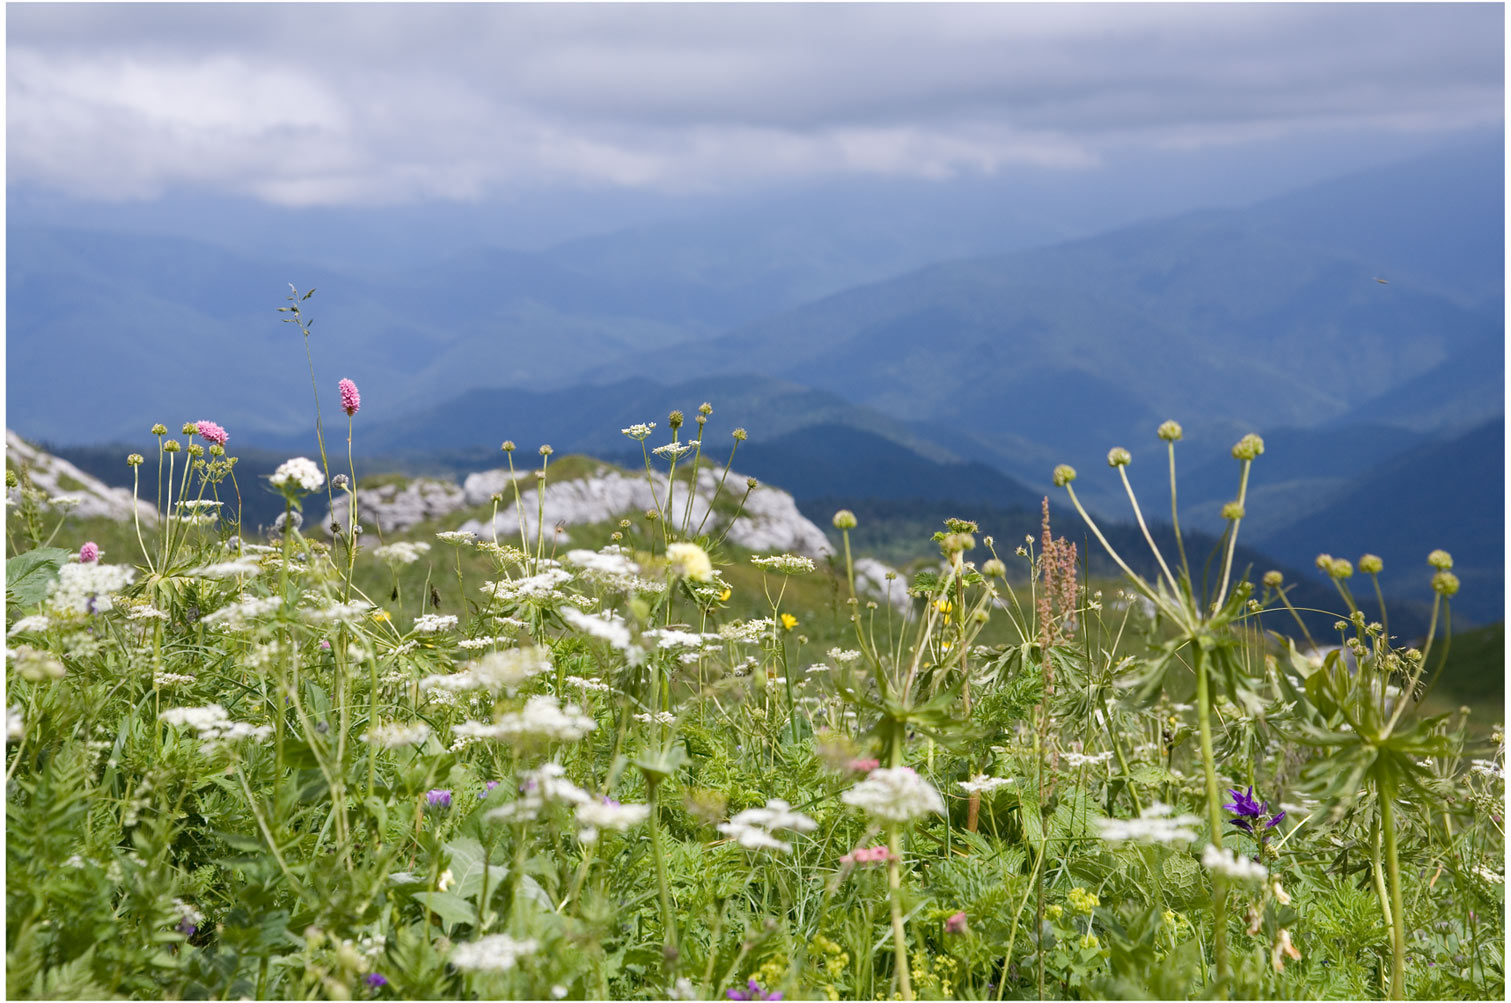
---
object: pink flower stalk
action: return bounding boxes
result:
[840,844,894,867]
[847,757,880,773]
[946,911,968,935]
[338,378,361,417]
[79,542,99,563]
[195,421,228,447]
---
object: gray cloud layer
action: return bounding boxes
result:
[8,3,1502,205]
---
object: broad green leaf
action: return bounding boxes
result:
[4,547,71,609]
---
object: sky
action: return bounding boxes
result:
[7,2,1505,208]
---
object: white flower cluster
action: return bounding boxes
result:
[301,600,375,624]
[449,933,539,973]
[9,645,65,682]
[576,797,651,844]
[560,608,643,664]
[481,568,574,601]
[828,648,863,663]
[411,614,458,634]
[373,541,431,565]
[188,557,264,579]
[159,704,273,752]
[1201,844,1269,883]
[457,635,511,650]
[652,441,694,460]
[269,457,325,493]
[487,763,590,823]
[8,614,54,636]
[751,554,816,575]
[718,618,774,644]
[1474,865,1504,885]
[565,547,641,582]
[1098,802,1203,845]
[153,671,197,687]
[1470,757,1504,781]
[202,595,282,627]
[958,775,1014,795]
[634,711,676,725]
[435,530,477,545]
[421,646,552,697]
[842,767,946,823]
[717,798,818,853]
[454,695,596,748]
[8,705,23,743]
[361,721,433,748]
[47,562,137,615]
[621,422,657,440]
[1062,750,1115,768]
[565,675,613,695]
[643,628,721,650]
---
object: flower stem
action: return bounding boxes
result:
[886,822,914,1002]
[1195,649,1230,995]
[1380,773,1407,1000]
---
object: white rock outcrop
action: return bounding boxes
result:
[330,478,466,534]
[455,466,835,559]
[5,430,158,524]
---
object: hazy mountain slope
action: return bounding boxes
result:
[1251,417,1504,625]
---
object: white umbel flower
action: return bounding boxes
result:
[454,695,596,747]
[1098,802,1202,845]
[7,705,23,743]
[373,541,431,565]
[1201,844,1269,883]
[47,562,136,614]
[450,933,539,972]
[717,798,819,853]
[269,457,325,494]
[411,614,458,634]
[361,721,433,748]
[751,554,816,575]
[159,704,272,752]
[576,798,651,843]
[958,775,1014,795]
[842,767,945,823]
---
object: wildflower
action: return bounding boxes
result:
[11,646,65,682]
[365,973,388,988]
[718,587,732,601]
[575,797,651,843]
[840,844,895,866]
[847,758,880,773]
[159,704,273,753]
[982,558,1007,577]
[1262,570,1284,588]
[653,441,693,460]
[195,421,229,446]
[621,422,657,440]
[1061,750,1114,768]
[1225,785,1286,835]
[410,613,458,634]
[1271,929,1301,972]
[780,613,799,631]
[425,789,453,808]
[338,378,361,416]
[718,798,818,853]
[435,530,476,545]
[1231,434,1265,460]
[1221,501,1245,521]
[667,542,714,581]
[48,561,136,614]
[8,706,23,743]
[421,646,553,696]
[361,722,432,748]
[832,509,857,530]
[270,457,324,495]
[1098,802,1202,845]
[373,541,431,565]
[453,695,596,746]
[958,775,1013,795]
[1045,904,1064,922]
[1067,886,1100,914]
[1201,844,1269,883]
[172,899,204,937]
[1427,549,1454,570]
[751,554,815,574]
[1358,554,1383,575]
[726,978,782,1001]
[1052,464,1077,486]
[945,911,968,935]
[1079,933,1100,951]
[1106,447,1131,467]
[127,453,144,466]
[78,541,99,563]
[842,766,945,823]
[829,647,862,663]
[1432,571,1460,597]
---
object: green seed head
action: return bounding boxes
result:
[163,440,182,453]
[181,422,197,435]
[746,477,758,489]
[668,410,684,430]
[1358,554,1383,575]
[1231,433,1265,461]
[732,427,748,441]
[1315,553,1335,574]
[539,444,553,457]
[982,558,1007,578]
[1427,549,1453,570]
[1157,420,1183,442]
[1329,558,1354,580]
[5,469,17,488]
[1107,447,1131,467]
[1052,464,1077,487]
[1432,571,1460,597]
[832,509,857,530]
[151,423,168,436]
[698,401,713,416]
[1262,570,1283,588]
[501,440,516,453]
[1221,501,1245,521]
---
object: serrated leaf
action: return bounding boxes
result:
[5,547,71,608]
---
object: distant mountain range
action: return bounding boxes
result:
[9,137,1502,627]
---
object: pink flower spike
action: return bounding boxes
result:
[195,421,228,447]
[79,542,99,563]
[946,911,968,935]
[339,379,361,417]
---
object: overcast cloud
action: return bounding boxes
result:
[7,3,1503,206]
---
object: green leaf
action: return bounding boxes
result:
[414,890,475,931]
[5,547,71,608]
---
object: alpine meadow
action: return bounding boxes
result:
[4,5,1506,1003]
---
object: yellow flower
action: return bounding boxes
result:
[371,610,390,623]
[780,613,799,631]
[941,641,952,651]
[718,587,732,602]
[935,598,953,614]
